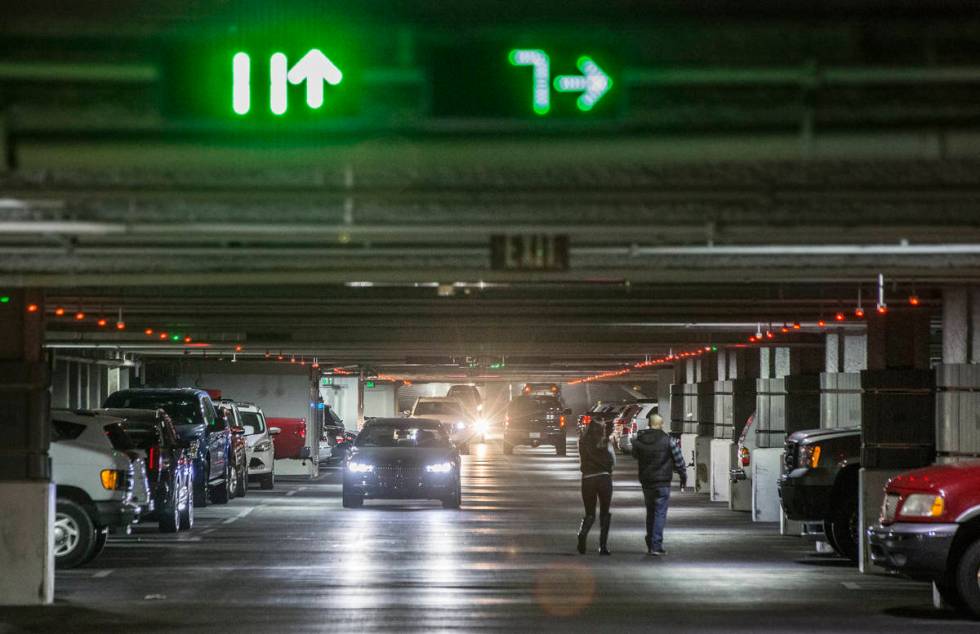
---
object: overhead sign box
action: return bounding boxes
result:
[491,235,569,271]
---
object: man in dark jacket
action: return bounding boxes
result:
[631,413,686,556]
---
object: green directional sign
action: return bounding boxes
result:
[509,49,613,115]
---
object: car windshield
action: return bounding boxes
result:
[511,396,561,414]
[240,412,266,435]
[104,394,203,426]
[447,387,479,406]
[103,423,136,451]
[414,401,462,416]
[356,423,451,448]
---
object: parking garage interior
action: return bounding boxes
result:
[4,2,980,632]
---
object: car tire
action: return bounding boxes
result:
[260,471,274,490]
[236,463,248,498]
[443,482,462,509]
[954,539,980,617]
[828,491,859,562]
[80,527,109,566]
[211,462,231,505]
[159,483,181,533]
[822,518,841,555]
[179,487,194,530]
[194,458,210,508]
[503,441,514,455]
[342,489,363,508]
[936,576,966,611]
[54,498,97,569]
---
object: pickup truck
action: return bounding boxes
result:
[869,460,980,617]
[50,410,148,568]
[503,395,569,456]
[778,426,862,561]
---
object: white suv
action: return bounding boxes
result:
[409,397,478,452]
[50,410,149,568]
[238,402,278,490]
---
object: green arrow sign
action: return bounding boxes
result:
[554,56,612,111]
[233,48,344,116]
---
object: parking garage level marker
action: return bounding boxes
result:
[232,52,250,115]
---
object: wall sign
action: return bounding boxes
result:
[491,235,570,271]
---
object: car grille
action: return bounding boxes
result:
[783,441,798,471]
[881,493,901,523]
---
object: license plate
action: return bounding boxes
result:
[529,432,540,439]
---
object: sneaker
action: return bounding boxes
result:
[651,549,667,557]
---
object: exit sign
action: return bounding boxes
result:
[491,235,569,271]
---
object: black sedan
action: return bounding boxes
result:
[343,418,461,509]
[101,407,194,532]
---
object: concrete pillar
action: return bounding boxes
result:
[0,289,54,605]
[50,358,70,408]
[859,309,934,573]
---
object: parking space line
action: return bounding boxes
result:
[222,506,257,525]
[285,487,307,497]
[841,582,860,590]
[92,569,114,578]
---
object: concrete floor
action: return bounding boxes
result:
[2,439,977,633]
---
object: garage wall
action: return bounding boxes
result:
[175,364,314,422]
[319,376,360,429]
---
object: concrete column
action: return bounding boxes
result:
[859,309,934,573]
[50,358,70,408]
[0,289,54,605]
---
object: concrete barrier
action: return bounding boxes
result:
[709,439,733,502]
[750,448,783,522]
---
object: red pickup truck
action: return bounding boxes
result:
[266,417,308,460]
[868,460,980,617]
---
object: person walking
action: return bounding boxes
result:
[631,413,686,556]
[577,418,615,555]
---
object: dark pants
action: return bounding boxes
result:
[643,486,671,550]
[581,474,612,517]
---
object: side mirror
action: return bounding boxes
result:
[299,446,313,460]
[269,427,281,435]
[231,426,245,435]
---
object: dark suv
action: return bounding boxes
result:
[503,395,569,456]
[104,388,233,507]
[778,427,862,560]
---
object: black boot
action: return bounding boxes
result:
[598,513,612,555]
[577,516,595,554]
[645,534,652,554]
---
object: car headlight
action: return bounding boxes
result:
[798,444,822,469]
[455,421,466,430]
[347,461,374,474]
[474,420,489,434]
[477,403,483,413]
[425,462,453,474]
[254,440,272,452]
[899,493,945,518]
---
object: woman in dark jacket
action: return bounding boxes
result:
[577,419,615,555]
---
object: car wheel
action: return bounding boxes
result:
[159,483,181,533]
[237,463,248,497]
[179,484,195,530]
[54,499,97,569]
[936,575,966,611]
[954,539,980,617]
[260,471,274,490]
[828,491,859,562]
[227,463,238,500]
[342,489,363,508]
[503,441,514,455]
[443,482,462,509]
[194,458,210,508]
[823,518,841,554]
[211,462,231,505]
[80,527,109,566]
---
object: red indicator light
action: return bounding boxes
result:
[26,304,39,313]
[780,326,789,334]
[765,331,774,339]
[877,305,888,315]
[54,307,65,316]
[748,336,757,343]
[792,322,801,330]
[835,312,846,322]
[97,318,107,327]
[235,345,242,352]
[159,332,167,339]
[184,336,192,343]
[855,308,865,318]
[116,321,126,330]
[817,320,826,327]
[145,328,153,335]
[909,296,920,306]
[74,311,85,321]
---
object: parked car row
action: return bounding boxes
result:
[51,388,289,568]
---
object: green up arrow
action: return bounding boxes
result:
[553,56,612,111]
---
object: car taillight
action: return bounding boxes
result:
[630,421,637,434]
[147,446,158,471]
[581,415,592,426]
[559,415,566,428]
[336,435,345,443]
[299,426,306,439]
[739,446,750,467]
